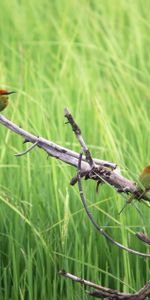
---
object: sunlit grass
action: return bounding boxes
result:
[0,0,150,299]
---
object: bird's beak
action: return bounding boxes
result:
[7,91,16,95]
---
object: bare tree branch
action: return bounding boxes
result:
[0,111,150,298]
[0,114,149,202]
[0,114,115,168]
[59,270,150,300]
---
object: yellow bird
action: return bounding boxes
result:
[0,89,16,112]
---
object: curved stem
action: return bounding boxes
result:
[77,151,150,258]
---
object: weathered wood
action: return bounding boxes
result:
[0,114,149,202]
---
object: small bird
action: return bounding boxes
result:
[120,165,150,214]
[0,89,16,112]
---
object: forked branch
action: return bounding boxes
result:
[0,111,149,253]
[0,110,150,299]
[0,113,149,203]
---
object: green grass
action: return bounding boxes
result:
[0,0,150,299]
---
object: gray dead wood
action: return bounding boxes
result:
[0,114,149,202]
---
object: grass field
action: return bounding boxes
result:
[0,0,150,299]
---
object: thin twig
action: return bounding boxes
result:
[77,151,150,257]
[15,141,39,157]
[64,107,95,167]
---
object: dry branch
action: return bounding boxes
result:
[0,112,150,251]
[0,110,150,299]
[63,111,150,257]
[0,114,115,169]
[0,113,149,203]
[64,108,94,167]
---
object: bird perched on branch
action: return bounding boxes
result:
[0,89,16,112]
[120,165,150,213]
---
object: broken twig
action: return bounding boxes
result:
[64,108,94,167]
[15,141,39,157]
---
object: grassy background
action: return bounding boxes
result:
[0,0,150,299]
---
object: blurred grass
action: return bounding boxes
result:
[0,0,150,299]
